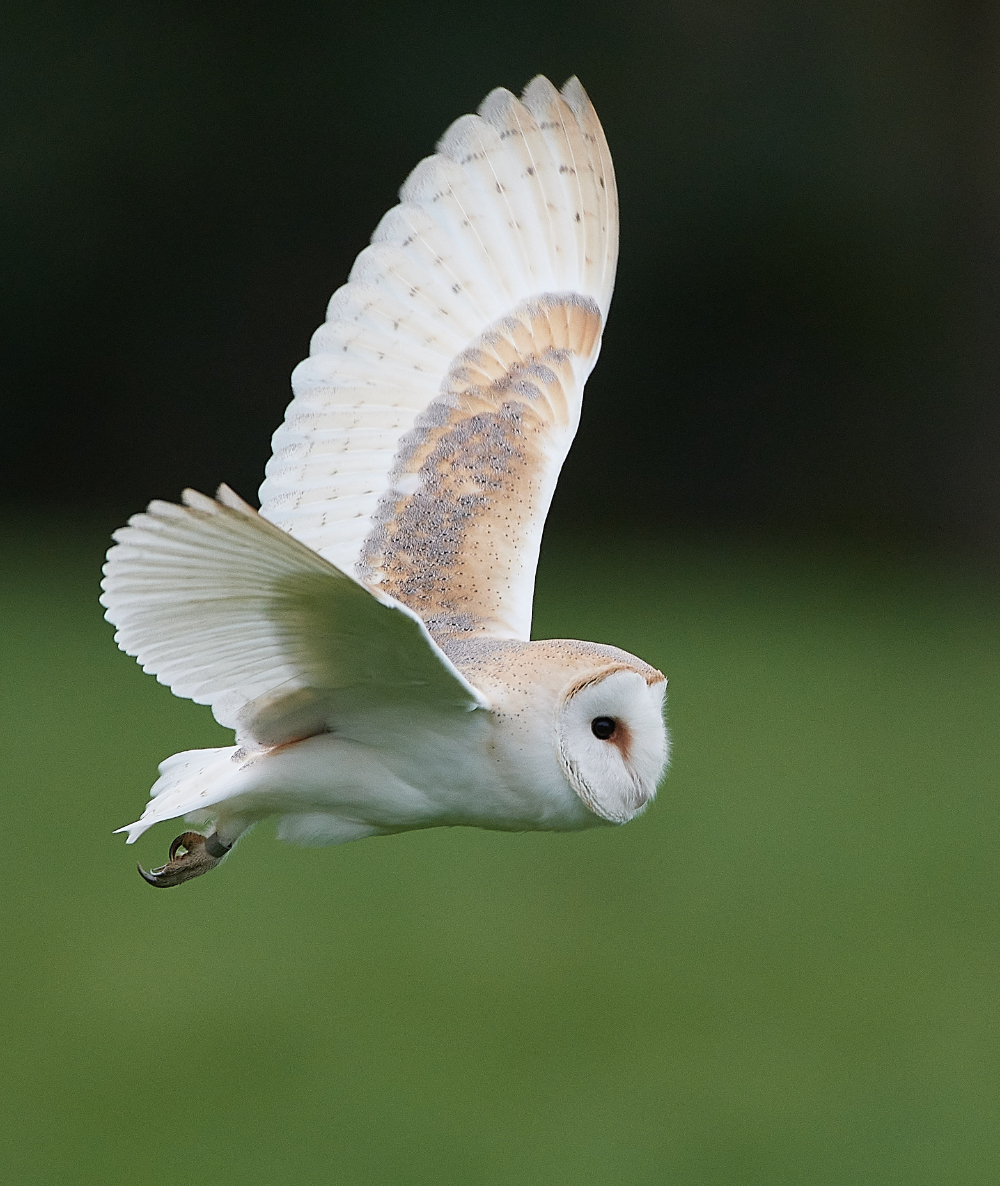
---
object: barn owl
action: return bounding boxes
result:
[101,75,669,887]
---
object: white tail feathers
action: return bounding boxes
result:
[115,746,241,843]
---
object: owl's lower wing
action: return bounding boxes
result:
[100,485,486,749]
[258,76,617,641]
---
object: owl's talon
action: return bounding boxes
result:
[137,830,231,888]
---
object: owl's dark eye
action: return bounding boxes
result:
[591,716,617,740]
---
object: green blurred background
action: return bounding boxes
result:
[5,1,1000,1182]
[3,524,1000,1182]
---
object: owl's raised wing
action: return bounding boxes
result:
[100,486,486,750]
[258,76,617,642]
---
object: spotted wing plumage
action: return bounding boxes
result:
[258,76,618,641]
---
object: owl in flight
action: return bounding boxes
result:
[101,75,669,887]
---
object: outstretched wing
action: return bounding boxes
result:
[258,75,617,642]
[100,486,486,749]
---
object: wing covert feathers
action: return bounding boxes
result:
[259,76,617,639]
[100,487,486,745]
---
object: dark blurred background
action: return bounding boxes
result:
[5,0,998,551]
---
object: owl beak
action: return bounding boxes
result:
[137,830,232,888]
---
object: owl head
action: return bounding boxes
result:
[449,638,669,827]
[556,663,668,823]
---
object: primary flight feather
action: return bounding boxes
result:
[101,75,669,887]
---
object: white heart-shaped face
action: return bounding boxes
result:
[556,669,669,823]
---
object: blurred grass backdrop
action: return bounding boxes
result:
[5,1,1000,1183]
[3,522,1000,1183]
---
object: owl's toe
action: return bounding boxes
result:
[137,830,231,888]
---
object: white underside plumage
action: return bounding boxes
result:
[121,708,595,848]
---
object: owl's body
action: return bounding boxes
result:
[138,637,663,849]
[102,76,669,886]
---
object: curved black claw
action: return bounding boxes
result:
[137,830,231,888]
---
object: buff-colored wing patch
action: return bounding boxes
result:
[357,294,601,639]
